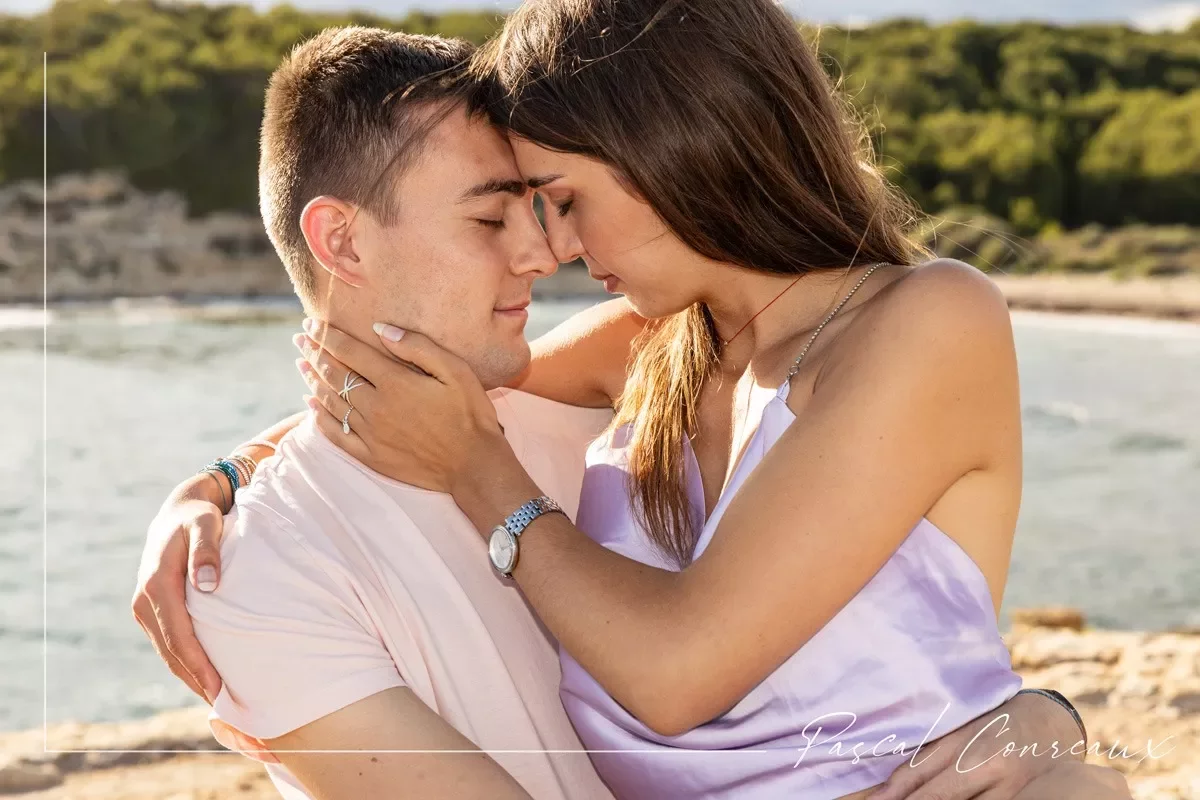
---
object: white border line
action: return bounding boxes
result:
[43,749,804,755]
[42,49,48,755]
[25,46,960,768]
[25,50,965,766]
[26,64,875,756]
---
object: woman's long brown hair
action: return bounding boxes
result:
[476,0,925,566]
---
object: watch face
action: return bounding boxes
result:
[489,527,517,574]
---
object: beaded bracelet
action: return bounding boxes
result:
[200,468,231,512]
[229,453,258,474]
[204,459,241,494]
[227,455,255,488]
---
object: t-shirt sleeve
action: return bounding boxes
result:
[186,502,404,750]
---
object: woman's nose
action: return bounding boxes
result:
[542,213,585,265]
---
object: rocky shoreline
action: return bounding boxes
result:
[1,611,1196,799]
[3,173,1200,322]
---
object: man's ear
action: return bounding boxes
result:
[300,196,366,288]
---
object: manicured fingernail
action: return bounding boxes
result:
[196,566,218,593]
[304,395,318,410]
[373,322,405,342]
[302,317,313,333]
[296,357,312,376]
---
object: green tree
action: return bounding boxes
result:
[1080,91,1200,224]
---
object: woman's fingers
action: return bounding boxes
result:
[867,741,950,799]
[298,360,366,429]
[151,589,223,704]
[134,614,209,702]
[187,506,225,593]
[133,513,222,703]
[302,318,395,386]
[899,756,1003,800]
[294,332,379,404]
[372,324,473,386]
[308,395,372,460]
[1009,763,1131,800]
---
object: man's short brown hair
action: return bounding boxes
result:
[260,26,481,306]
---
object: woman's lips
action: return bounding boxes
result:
[593,274,620,293]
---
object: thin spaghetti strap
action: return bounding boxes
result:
[784,263,886,383]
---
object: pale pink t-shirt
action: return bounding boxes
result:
[186,389,615,800]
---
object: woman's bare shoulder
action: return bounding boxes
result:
[816,258,1016,401]
[508,297,647,407]
[885,258,1010,323]
[839,259,1012,359]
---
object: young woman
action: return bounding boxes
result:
[135,1,1125,798]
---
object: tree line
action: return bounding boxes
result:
[1,0,1197,234]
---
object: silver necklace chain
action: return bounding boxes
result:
[786,263,885,380]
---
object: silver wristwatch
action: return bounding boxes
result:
[488,496,564,577]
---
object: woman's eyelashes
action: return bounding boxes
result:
[555,198,574,217]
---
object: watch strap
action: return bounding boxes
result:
[502,496,563,538]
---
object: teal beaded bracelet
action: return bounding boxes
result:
[204,459,241,493]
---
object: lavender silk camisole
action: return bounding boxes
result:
[559,378,1022,799]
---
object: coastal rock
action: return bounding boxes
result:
[1010,606,1086,630]
[1167,691,1200,715]
[0,757,62,794]
[1008,629,1129,669]
[0,173,290,304]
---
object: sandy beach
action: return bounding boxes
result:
[2,613,1197,799]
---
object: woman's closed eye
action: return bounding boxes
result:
[555,198,574,217]
[475,217,507,230]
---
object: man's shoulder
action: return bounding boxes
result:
[233,416,372,539]
[213,428,363,581]
[222,417,444,582]
[489,389,613,518]
[489,389,613,450]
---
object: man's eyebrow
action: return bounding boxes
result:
[525,174,564,189]
[459,178,528,202]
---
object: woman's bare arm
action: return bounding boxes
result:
[453,264,1017,736]
[506,297,645,408]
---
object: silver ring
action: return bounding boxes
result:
[339,371,368,402]
[342,407,353,435]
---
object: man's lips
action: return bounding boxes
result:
[494,300,531,313]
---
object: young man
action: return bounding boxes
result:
[133,24,1121,800]
[155,26,613,800]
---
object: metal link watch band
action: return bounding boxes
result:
[503,496,564,538]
